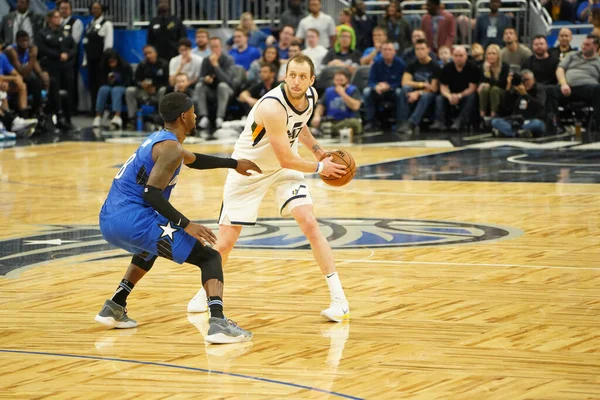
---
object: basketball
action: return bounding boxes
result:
[320,149,356,187]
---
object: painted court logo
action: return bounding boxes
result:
[0,219,521,276]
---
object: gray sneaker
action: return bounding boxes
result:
[205,317,253,344]
[95,299,138,329]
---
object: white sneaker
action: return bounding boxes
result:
[102,110,111,127]
[187,287,208,313]
[320,298,350,322]
[12,116,37,132]
[199,116,210,129]
[3,130,16,139]
[93,116,102,127]
[110,115,122,130]
[0,131,4,140]
[215,117,223,129]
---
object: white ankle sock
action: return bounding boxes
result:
[325,272,346,302]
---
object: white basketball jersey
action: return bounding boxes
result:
[232,83,317,172]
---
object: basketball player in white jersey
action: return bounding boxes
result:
[188,54,351,321]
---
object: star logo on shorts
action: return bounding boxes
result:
[159,222,178,240]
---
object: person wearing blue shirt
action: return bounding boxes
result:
[359,26,386,66]
[229,28,261,71]
[362,41,406,132]
[311,68,363,136]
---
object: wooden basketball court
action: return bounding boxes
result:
[1,140,599,399]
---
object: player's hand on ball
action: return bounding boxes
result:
[185,222,217,246]
[235,159,262,176]
[321,156,347,178]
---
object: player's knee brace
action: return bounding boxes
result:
[132,254,157,272]
[185,242,224,284]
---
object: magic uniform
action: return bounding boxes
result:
[100,129,196,263]
[219,83,317,225]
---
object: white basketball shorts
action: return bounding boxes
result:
[218,168,313,225]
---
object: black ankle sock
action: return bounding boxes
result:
[208,296,224,319]
[111,279,134,307]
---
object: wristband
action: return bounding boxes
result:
[315,162,324,174]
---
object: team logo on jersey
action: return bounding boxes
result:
[0,219,521,276]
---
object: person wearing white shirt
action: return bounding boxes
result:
[192,28,211,60]
[302,28,328,75]
[83,2,113,111]
[295,0,336,49]
[58,0,83,44]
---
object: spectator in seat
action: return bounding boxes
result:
[92,50,133,130]
[379,1,411,55]
[296,0,337,48]
[522,35,559,85]
[195,37,234,130]
[549,35,600,132]
[432,46,478,131]
[279,0,307,32]
[0,0,45,47]
[5,30,47,119]
[470,43,485,70]
[229,28,261,71]
[238,62,279,115]
[437,45,452,67]
[548,28,576,60]
[351,0,377,53]
[311,68,362,136]
[125,45,168,129]
[302,29,328,75]
[36,10,78,130]
[478,44,509,120]
[500,27,532,69]
[146,0,186,62]
[167,38,202,89]
[544,0,576,23]
[0,49,38,132]
[491,69,546,137]
[362,41,406,132]
[474,0,512,49]
[192,28,211,59]
[421,0,456,53]
[399,38,440,135]
[322,26,361,74]
[275,25,295,61]
[83,1,113,111]
[169,72,193,97]
[402,29,437,66]
[248,45,280,83]
[234,12,269,50]
[360,26,387,66]
[337,8,357,42]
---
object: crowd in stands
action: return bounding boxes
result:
[1,0,600,141]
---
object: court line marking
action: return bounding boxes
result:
[0,349,363,400]
[229,255,600,271]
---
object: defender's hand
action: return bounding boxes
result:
[235,159,262,176]
[185,222,217,246]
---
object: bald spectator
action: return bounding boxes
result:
[500,27,532,69]
[550,35,600,131]
[432,46,478,131]
[296,0,337,48]
[421,0,456,53]
[549,28,576,60]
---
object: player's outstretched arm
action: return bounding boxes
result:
[143,141,216,245]
[182,148,262,176]
[260,99,345,178]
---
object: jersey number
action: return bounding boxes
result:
[115,153,136,179]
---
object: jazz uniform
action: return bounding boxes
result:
[219,82,318,226]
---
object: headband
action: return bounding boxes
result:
[160,96,194,122]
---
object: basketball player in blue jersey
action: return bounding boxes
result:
[96,92,260,344]
[188,54,352,322]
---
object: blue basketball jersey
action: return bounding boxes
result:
[99,129,196,264]
[7,44,29,66]
[101,129,182,216]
